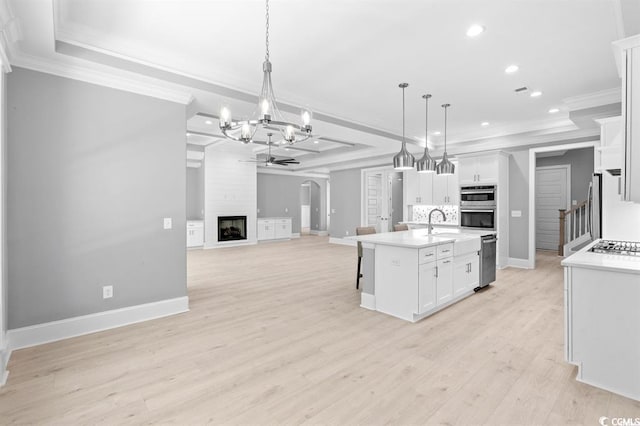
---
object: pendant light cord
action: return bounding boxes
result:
[424,94,431,154]
[265,0,270,62]
[402,86,405,147]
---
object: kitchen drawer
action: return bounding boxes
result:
[437,243,454,259]
[418,246,437,264]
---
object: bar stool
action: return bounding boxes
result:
[355,226,376,289]
[393,224,409,231]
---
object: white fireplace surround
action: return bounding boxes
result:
[204,143,257,248]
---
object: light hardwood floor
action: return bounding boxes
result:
[1,236,639,424]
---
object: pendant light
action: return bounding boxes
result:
[416,94,437,173]
[393,83,415,170]
[436,103,455,175]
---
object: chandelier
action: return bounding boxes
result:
[219,0,312,145]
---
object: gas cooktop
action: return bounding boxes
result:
[590,240,640,256]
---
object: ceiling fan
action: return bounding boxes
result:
[241,133,300,167]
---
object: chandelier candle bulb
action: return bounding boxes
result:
[220,107,231,128]
[241,123,252,143]
[285,125,295,143]
[301,110,311,126]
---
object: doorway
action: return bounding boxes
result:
[300,183,311,235]
[535,165,570,250]
[361,168,404,233]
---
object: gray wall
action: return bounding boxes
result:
[1,71,6,342]
[7,67,187,328]
[508,150,530,260]
[536,147,594,204]
[256,173,327,233]
[186,166,204,220]
[329,168,361,237]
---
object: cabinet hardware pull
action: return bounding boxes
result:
[442,249,450,253]
[435,266,438,278]
[425,253,434,257]
[443,260,451,264]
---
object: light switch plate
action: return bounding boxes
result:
[163,217,172,229]
[285,207,288,213]
[511,210,522,218]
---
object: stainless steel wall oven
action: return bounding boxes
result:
[460,185,497,230]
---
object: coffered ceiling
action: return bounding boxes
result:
[4,0,637,173]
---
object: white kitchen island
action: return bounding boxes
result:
[562,240,640,401]
[352,229,481,322]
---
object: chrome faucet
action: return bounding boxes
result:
[428,208,446,235]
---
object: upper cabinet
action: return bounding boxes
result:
[458,155,499,184]
[594,116,623,173]
[614,34,640,203]
[432,173,459,205]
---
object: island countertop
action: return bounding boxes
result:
[348,229,480,249]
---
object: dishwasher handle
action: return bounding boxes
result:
[482,238,497,244]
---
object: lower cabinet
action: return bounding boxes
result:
[257,217,292,241]
[453,253,480,296]
[186,221,204,247]
[418,262,437,313]
[436,258,454,305]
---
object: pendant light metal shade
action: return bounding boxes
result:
[416,94,436,173]
[436,103,455,175]
[393,83,415,170]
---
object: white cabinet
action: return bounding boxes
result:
[436,257,454,305]
[432,173,459,205]
[614,35,640,202]
[418,262,437,313]
[458,155,499,184]
[186,221,204,248]
[453,253,480,296]
[257,217,292,241]
[595,116,623,173]
[404,170,433,204]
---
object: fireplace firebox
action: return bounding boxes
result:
[218,216,247,242]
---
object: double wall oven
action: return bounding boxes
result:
[460,185,496,231]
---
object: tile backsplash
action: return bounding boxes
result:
[410,205,459,225]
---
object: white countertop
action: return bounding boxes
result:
[348,229,480,249]
[257,217,291,220]
[561,240,640,274]
[402,221,459,227]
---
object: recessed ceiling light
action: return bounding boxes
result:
[285,148,290,151]
[205,120,213,125]
[548,108,560,114]
[505,64,519,74]
[481,122,490,126]
[186,132,191,136]
[530,91,542,97]
[314,140,319,144]
[433,131,441,135]
[466,24,485,38]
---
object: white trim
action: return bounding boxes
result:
[329,237,357,247]
[360,292,376,310]
[291,232,301,238]
[528,141,598,269]
[507,258,533,269]
[6,296,189,351]
[11,52,194,105]
[204,240,257,249]
[257,168,329,179]
[309,230,328,236]
[563,88,622,112]
[0,339,9,386]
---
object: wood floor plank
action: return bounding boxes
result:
[1,236,639,424]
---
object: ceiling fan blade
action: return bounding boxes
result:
[273,160,300,165]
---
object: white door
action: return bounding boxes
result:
[536,166,569,250]
[364,170,395,232]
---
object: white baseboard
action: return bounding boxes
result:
[309,230,329,236]
[7,296,189,352]
[329,237,357,247]
[360,292,376,310]
[0,338,9,387]
[507,257,532,269]
[204,240,257,249]
[291,233,301,238]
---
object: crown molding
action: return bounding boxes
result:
[562,87,621,112]
[11,51,194,105]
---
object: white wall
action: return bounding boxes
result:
[602,173,640,240]
[204,143,257,247]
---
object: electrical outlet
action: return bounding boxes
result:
[163,217,172,229]
[345,230,349,236]
[103,285,113,299]
[331,209,336,214]
[285,207,288,213]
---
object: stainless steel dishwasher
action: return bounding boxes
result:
[475,234,497,291]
